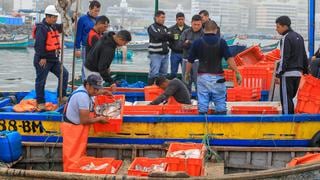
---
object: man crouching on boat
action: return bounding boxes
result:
[61,74,109,172]
[33,5,69,111]
[150,76,191,105]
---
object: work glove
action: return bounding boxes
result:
[184,73,191,84]
[236,72,242,85]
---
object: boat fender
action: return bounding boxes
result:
[311,131,320,147]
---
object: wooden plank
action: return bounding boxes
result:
[22,142,320,153]
[267,152,273,167]
[246,152,251,165]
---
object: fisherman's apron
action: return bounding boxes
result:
[60,122,90,172]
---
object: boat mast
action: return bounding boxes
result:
[154,0,159,14]
[309,0,315,57]
[71,0,80,92]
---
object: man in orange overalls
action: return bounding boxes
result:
[61,74,109,172]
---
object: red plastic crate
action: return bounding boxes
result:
[93,95,125,133]
[238,66,273,90]
[124,105,163,115]
[231,106,279,114]
[166,143,205,176]
[227,87,261,101]
[128,157,167,176]
[144,86,180,105]
[68,156,122,174]
[163,105,198,115]
[234,45,264,66]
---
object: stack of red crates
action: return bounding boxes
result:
[227,87,261,101]
[166,143,205,176]
[296,75,320,114]
[68,156,122,174]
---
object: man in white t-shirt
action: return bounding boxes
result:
[61,74,109,172]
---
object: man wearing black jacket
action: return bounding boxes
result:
[147,10,172,85]
[85,30,131,89]
[275,16,309,114]
[168,12,189,78]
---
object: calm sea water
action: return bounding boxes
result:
[0,38,316,91]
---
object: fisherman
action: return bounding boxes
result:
[150,76,191,105]
[310,47,320,78]
[61,74,109,172]
[168,12,190,79]
[198,10,220,36]
[186,21,241,115]
[33,5,69,111]
[75,0,101,81]
[147,10,172,85]
[180,15,204,92]
[275,16,309,114]
[85,30,132,91]
[86,15,109,55]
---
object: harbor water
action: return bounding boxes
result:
[0,38,317,91]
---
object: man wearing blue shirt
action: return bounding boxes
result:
[186,21,241,115]
[75,0,101,81]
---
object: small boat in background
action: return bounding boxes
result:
[127,40,149,51]
[0,35,29,49]
[260,41,280,52]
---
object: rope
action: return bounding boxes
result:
[202,114,223,162]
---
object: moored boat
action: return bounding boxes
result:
[0,36,29,49]
[0,142,319,179]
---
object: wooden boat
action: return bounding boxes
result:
[0,142,319,179]
[0,91,319,147]
[0,36,29,49]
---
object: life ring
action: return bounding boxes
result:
[311,131,320,147]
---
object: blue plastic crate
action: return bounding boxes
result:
[0,131,22,163]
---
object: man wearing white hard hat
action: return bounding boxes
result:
[33,5,69,111]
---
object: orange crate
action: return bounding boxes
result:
[239,66,273,90]
[124,105,163,115]
[166,143,205,176]
[227,87,261,101]
[93,95,125,133]
[68,156,122,174]
[231,106,279,114]
[128,157,167,176]
[144,86,180,105]
[234,45,264,66]
[163,105,198,115]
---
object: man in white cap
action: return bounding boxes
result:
[33,5,69,111]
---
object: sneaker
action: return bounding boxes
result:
[37,103,46,112]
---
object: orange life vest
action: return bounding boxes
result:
[46,30,61,51]
[87,29,101,47]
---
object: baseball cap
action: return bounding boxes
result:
[86,74,104,89]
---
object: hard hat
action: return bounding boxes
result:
[44,5,59,16]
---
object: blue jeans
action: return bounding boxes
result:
[34,57,69,104]
[148,54,169,78]
[170,52,183,78]
[81,46,86,81]
[197,74,226,114]
[182,59,199,92]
